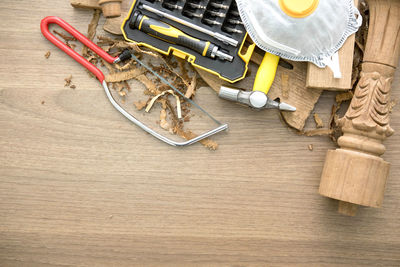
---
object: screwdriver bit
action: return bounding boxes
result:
[182,10,203,18]
[186,2,207,9]
[209,2,229,9]
[229,10,240,17]
[163,2,183,10]
[202,18,222,26]
[226,18,243,25]
[206,10,225,18]
[223,26,243,34]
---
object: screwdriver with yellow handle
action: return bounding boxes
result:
[129,12,233,62]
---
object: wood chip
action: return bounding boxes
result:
[105,68,144,83]
[335,91,354,103]
[136,74,159,95]
[176,128,218,150]
[44,51,51,59]
[177,58,190,83]
[313,113,324,128]
[64,75,72,87]
[82,9,101,57]
[184,74,197,99]
[97,36,149,55]
[67,42,76,50]
[118,90,126,97]
[302,128,333,137]
[53,30,76,42]
[133,100,148,110]
[159,109,172,132]
[308,144,313,151]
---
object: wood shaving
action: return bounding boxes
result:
[313,113,324,128]
[64,75,73,87]
[176,128,218,150]
[53,30,76,42]
[327,104,343,143]
[133,100,148,110]
[67,42,77,50]
[136,74,160,95]
[184,74,197,99]
[301,128,333,137]
[105,68,144,83]
[159,109,172,132]
[97,36,152,55]
[146,90,182,119]
[164,99,180,128]
[177,58,190,83]
[101,58,116,74]
[44,51,51,59]
[281,73,289,99]
[115,59,135,71]
[82,9,101,57]
[308,144,313,151]
[124,81,131,91]
[336,91,354,104]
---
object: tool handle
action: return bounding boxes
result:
[40,16,118,82]
[134,14,215,58]
[253,52,280,94]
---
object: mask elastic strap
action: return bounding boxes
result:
[322,52,342,79]
[353,8,363,28]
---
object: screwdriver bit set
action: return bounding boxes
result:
[121,0,255,82]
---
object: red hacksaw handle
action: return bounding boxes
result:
[40,16,118,83]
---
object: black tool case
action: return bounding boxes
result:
[121,0,255,83]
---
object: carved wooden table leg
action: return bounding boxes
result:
[319,0,400,216]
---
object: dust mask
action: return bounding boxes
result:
[236,0,362,78]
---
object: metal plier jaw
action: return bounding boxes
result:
[219,86,296,111]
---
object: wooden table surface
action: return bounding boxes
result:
[1,1,400,266]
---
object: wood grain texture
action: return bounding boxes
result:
[1,1,400,266]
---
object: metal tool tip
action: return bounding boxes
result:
[279,102,296,112]
[216,51,233,62]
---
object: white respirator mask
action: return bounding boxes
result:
[235,0,362,78]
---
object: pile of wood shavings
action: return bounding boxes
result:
[49,10,218,150]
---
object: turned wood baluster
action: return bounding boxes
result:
[319,0,400,216]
